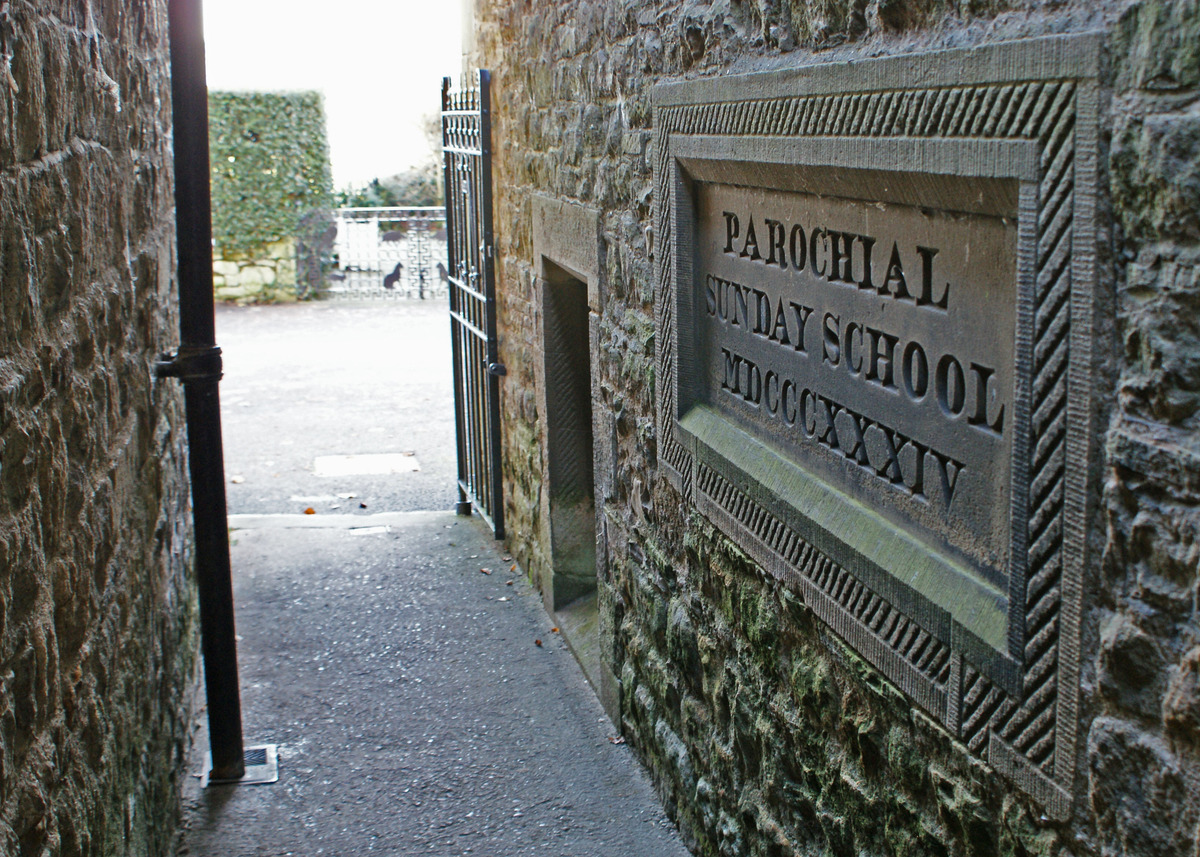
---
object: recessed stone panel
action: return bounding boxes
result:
[695,181,1017,581]
[654,34,1102,816]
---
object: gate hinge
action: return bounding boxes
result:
[487,362,507,377]
[155,345,223,382]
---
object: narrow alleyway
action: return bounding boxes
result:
[175,301,690,856]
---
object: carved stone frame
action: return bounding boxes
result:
[652,34,1101,817]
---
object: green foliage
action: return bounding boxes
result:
[209,91,334,259]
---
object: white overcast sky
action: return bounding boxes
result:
[203,0,463,188]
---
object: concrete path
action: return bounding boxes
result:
[215,300,458,516]
[176,302,690,857]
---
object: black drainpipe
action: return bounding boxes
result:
[160,0,245,782]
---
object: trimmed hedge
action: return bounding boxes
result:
[208,90,333,260]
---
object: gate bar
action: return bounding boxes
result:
[476,71,505,540]
[164,0,245,782]
[441,78,472,518]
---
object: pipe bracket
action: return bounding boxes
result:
[155,345,223,382]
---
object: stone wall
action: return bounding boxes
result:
[207,89,332,305]
[473,1,1200,855]
[0,2,196,855]
[213,239,298,303]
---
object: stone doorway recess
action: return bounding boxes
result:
[532,197,618,720]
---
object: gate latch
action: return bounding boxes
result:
[487,362,507,377]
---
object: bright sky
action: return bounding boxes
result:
[203,0,463,189]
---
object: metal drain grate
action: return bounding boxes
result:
[202,743,279,787]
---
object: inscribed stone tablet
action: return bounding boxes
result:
[695,182,1016,583]
[653,34,1103,816]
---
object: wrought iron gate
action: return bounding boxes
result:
[442,71,504,538]
[328,207,448,299]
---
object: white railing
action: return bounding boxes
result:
[328,206,448,299]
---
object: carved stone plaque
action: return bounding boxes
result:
[697,182,1016,581]
[653,34,1102,817]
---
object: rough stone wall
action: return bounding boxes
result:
[473,1,1200,855]
[0,2,197,855]
[213,239,298,304]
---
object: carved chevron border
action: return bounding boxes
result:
[652,35,1101,817]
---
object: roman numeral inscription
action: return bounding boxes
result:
[717,345,965,508]
[692,183,1018,577]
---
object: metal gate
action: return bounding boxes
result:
[442,71,504,538]
[328,207,448,300]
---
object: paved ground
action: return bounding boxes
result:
[216,300,458,516]
[176,301,690,857]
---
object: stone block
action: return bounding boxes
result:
[235,265,276,287]
[1099,613,1169,718]
[212,260,240,278]
[264,238,296,260]
[1112,104,1200,242]
[1164,645,1200,745]
[1089,717,1197,857]
[215,282,250,300]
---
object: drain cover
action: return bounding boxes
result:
[202,744,279,787]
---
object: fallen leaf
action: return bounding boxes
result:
[359,502,368,509]
[480,568,491,575]
[303,507,316,515]
[509,564,517,572]
[535,639,543,647]
[230,475,245,484]
[503,556,512,562]
[551,627,559,633]
[506,580,514,586]
[608,736,626,745]
[498,597,509,602]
